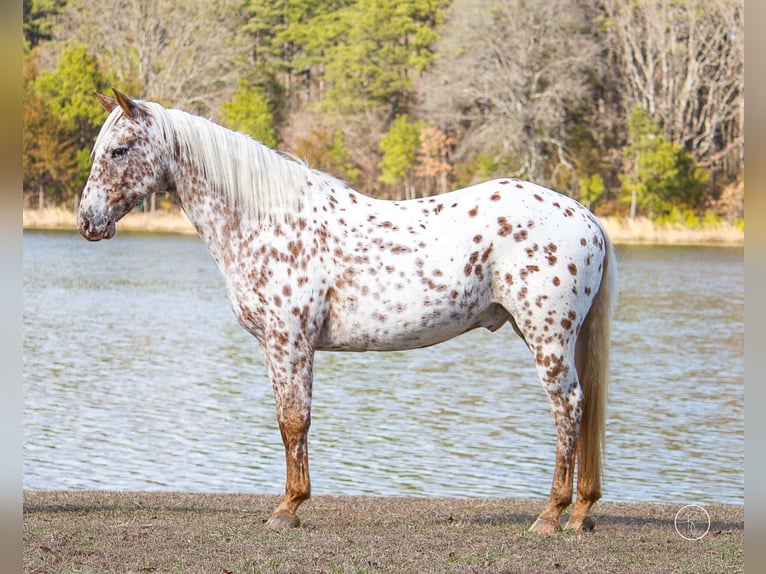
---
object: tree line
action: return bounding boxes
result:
[23,0,744,224]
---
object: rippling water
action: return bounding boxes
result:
[23,231,743,504]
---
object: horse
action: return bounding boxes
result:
[78,89,617,533]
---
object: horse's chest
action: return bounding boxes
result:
[217,231,326,338]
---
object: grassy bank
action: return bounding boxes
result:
[23,207,197,235]
[23,491,743,573]
[599,216,744,246]
[23,207,744,246]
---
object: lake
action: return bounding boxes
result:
[23,230,743,505]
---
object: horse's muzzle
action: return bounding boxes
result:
[78,211,116,241]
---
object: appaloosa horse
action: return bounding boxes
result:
[78,90,616,533]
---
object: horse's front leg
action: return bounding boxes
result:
[261,341,315,530]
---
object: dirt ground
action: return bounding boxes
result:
[23,491,743,573]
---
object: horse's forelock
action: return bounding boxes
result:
[91,107,127,158]
[91,99,167,154]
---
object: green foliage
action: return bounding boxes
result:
[655,206,699,228]
[23,0,67,51]
[328,128,362,185]
[564,97,618,201]
[452,153,522,189]
[701,210,723,229]
[25,45,118,204]
[656,207,730,231]
[285,0,445,114]
[242,0,289,51]
[620,107,710,218]
[243,0,353,110]
[378,114,423,185]
[23,82,80,205]
[473,155,501,179]
[35,45,118,141]
[333,0,441,113]
[22,0,741,213]
[221,81,278,148]
[243,0,329,81]
[578,173,604,208]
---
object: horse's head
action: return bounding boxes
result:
[78,90,172,241]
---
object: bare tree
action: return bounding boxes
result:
[417,0,600,187]
[56,0,248,117]
[600,0,744,181]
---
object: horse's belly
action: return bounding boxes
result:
[317,319,471,352]
[317,291,507,352]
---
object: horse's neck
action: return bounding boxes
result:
[171,164,247,252]
[170,159,306,268]
[165,111,311,235]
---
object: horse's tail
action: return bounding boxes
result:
[574,223,617,493]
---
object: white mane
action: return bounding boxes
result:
[93,101,323,220]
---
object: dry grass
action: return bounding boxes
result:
[24,208,743,246]
[23,207,196,235]
[23,491,743,574]
[599,216,743,246]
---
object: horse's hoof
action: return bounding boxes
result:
[564,515,596,532]
[529,517,562,533]
[265,512,300,530]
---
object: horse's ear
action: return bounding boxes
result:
[93,92,117,113]
[112,89,140,119]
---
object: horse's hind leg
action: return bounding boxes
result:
[564,312,607,532]
[564,452,600,531]
[528,347,582,533]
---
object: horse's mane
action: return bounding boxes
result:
[94,101,324,220]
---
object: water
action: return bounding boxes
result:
[23,231,743,505]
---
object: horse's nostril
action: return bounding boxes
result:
[77,211,99,240]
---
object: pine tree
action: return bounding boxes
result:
[221,81,278,148]
[620,107,709,219]
[378,114,423,199]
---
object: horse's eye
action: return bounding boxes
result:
[110,147,129,159]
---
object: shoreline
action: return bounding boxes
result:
[23,207,744,246]
[23,490,744,573]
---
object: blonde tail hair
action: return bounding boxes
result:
[575,225,617,494]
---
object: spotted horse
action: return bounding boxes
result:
[78,90,617,533]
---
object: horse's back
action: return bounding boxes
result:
[314,178,607,352]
